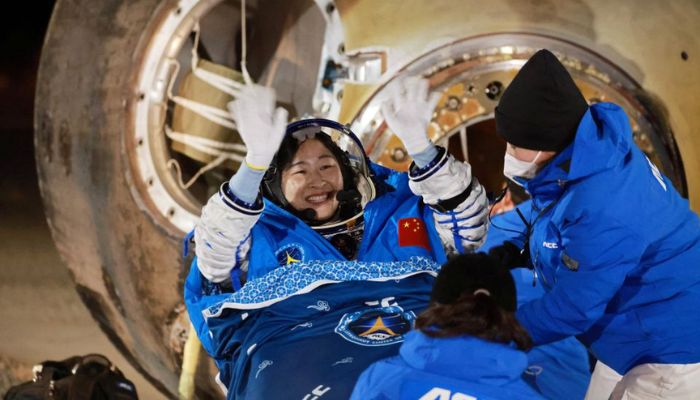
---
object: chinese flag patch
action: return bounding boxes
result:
[398,217,431,250]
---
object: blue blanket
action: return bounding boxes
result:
[204,257,439,399]
[196,257,589,399]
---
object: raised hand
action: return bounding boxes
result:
[227,84,289,170]
[381,76,441,155]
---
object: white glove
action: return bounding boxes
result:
[228,84,289,170]
[381,76,441,155]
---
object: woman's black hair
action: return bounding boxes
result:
[415,292,533,350]
[262,132,359,223]
[416,253,533,350]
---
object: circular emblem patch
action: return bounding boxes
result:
[335,306,415,346]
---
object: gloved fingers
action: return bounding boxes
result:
[240,83,276,112]
[385,77,405,101]
[380,76,436,155]
[227,97,256,145]
[263,106,289,158]
[229,84,277,127]
[224,84,287,168]
[272,106,289,127]
[418,78,430,101]
[226,98,241,123]
[380,101,399,130]
[409,77,429,102]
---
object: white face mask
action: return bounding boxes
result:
[503,151,542,185]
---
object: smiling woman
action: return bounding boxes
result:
[190,80,489,282]
[185,80,491,397]
[280,139,344,221]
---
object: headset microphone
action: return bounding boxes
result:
[299,208,317,221]
[336,189,361,204]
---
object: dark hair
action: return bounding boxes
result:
[415,292,533,350]
[417,252,532,350]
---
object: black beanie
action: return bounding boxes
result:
[431,253,517,312]
[495,49,589,151]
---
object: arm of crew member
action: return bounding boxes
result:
[408,146,489,254]
[479,200,531,252]
[194,163,265,284]
[515,211,644,344]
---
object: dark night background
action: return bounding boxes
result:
[0,1,54,198]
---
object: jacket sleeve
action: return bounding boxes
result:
[516,210,645,344]
[194,182,264,283]
[479,200,531,253]
[408,147,489,254]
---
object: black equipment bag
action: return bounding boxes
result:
[4,354,138,400]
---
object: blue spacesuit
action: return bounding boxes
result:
[185,116,490,398]
[186,160,452,355]
[245,162,451,280]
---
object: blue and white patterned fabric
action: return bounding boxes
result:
[203,256,440,317]
[196,258,438,399]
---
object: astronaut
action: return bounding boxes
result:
[183,78,489,396]
[189,77,488,288]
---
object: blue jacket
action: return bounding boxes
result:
[351,331,545,400]
[246,163,448,280]
[346,263,591,400]
[511,269,591,400]
[505,102,700,374]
